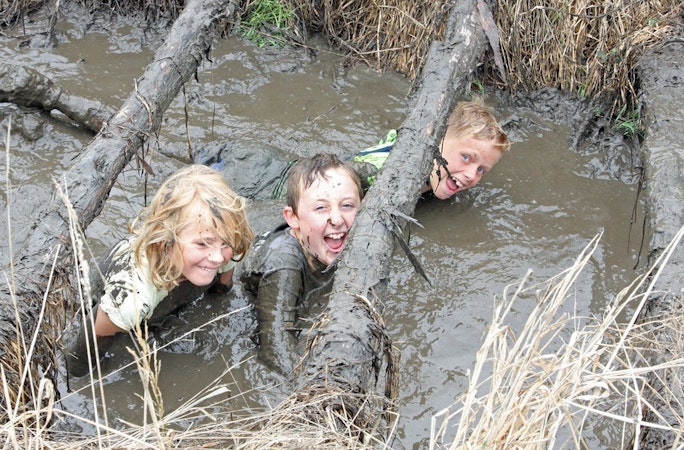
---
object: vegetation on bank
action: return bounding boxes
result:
[495,0,680,131]
[1,0,683,448]
[3,0,679,127]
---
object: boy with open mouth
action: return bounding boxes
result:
[240,152,364,376]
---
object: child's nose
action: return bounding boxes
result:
[208,246,225,262]
[465,165,479,180]
[328,209,343,226]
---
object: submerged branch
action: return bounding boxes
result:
[0,0,239,419]
[0,64,114,133]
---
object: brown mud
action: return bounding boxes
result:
[0,1,681,448]
[634,39,684,449]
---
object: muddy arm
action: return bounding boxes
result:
[254,269,303,376]
[65,306,116,378]
[207,269,234,295]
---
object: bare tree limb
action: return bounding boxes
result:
[292,0,490,439]
[0,64,113,132]
[0,0,239,416]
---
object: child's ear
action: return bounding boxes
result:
[283,206,299,229]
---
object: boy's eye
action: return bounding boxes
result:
[462,154,470,161]
[341,202,357,210]
[477,166,485,174]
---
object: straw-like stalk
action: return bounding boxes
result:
[289,0,448,79]
[431,227,684,449]
[496,0,680,117]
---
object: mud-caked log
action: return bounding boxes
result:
[634,39,684,449]
[292,0,493,436]
[0,0,239,416]
[0,64,114,132]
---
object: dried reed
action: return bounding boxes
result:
[289,0,448,78]
[1,118,67,429]
[431,226,684,449]
[0,0,42,26]
[496,0,681,116]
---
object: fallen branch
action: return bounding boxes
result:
[0,0,239,417]
[289,0,491,441]
[0,64,113,133]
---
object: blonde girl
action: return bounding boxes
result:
[67,164,253,377]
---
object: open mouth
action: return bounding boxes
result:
[324,232,347,252]
[445,176,463,192]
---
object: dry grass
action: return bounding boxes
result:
[3,0,679,118]
[188,388,398,449]
[289,0,448,79]
[77,0,185,22]
[3,312,396,449]
[0,0,43,26]
[495,0,682,116]
[0,118,71,427]
[431,226,684,449]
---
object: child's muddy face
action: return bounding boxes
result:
[178,224,233,286]
[429,135,502,200]
[286,167,361,267]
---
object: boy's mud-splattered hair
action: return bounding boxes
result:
[131,164,254,290]
[285,152,363,214]
[445,97,510,153]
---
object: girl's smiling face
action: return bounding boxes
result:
[178,223,234,286]
[284,167,361,267]
[428,134,502,200]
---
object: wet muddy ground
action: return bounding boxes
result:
[0,5,653,448]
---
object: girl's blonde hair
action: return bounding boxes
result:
[445,98,510,153]
[131,165,254,290]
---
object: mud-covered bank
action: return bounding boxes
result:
[635,39,684,448]
[638,40,684,281]
[0,1,681,447]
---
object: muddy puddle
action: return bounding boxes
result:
[1,5,646,448]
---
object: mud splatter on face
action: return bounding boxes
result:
[434,154,449,184]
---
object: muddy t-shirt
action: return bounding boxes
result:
[240,224,334,374]
[98,237,235,331]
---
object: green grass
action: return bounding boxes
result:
[614,104,644,138]
[469,79,485,97]
[240,0,295,48]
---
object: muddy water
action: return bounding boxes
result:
[1,6,645,449]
